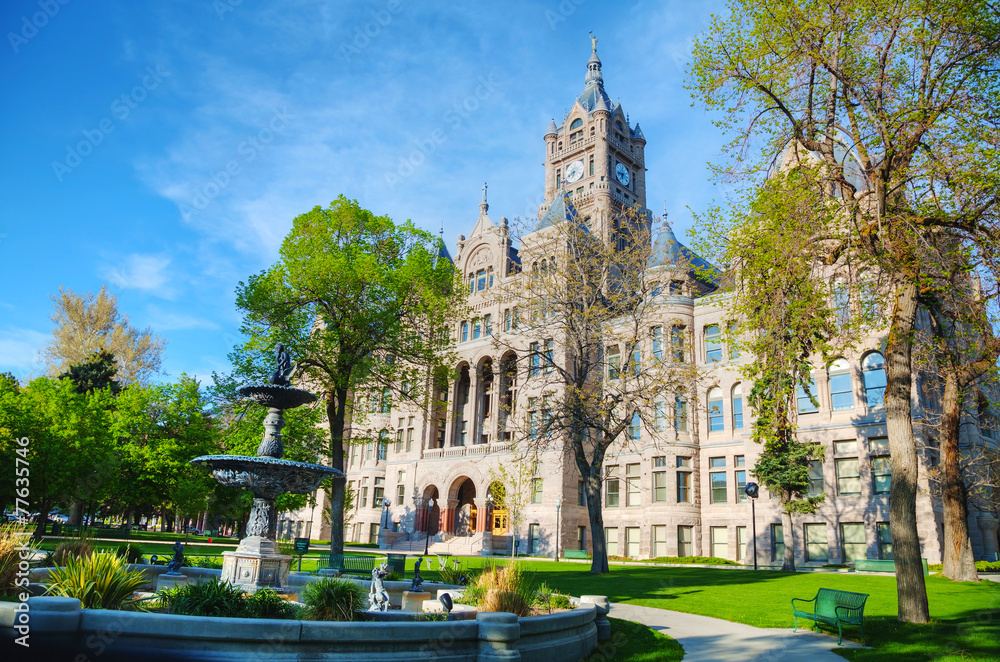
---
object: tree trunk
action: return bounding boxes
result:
[885,280,930,622]
[69,499,84,526]
[940,371,979,582]
[781,509,796,572]
[327,389,348,555]
[32,499,51,541]
[585,471,609,574]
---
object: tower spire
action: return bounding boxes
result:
[585,32,603,87]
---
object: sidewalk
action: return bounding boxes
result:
[609,602,863,662]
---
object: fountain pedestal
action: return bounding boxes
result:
[221,537,290,593]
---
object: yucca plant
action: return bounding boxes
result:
[114,543,144,564]
[160,577,248,617]
[46,553,148,609]
[52,540,93,566]
[300,577,367,621]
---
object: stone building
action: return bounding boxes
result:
[281,41,1000,566]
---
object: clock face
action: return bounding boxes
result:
[615,163,630,186]
[565,160,584,183]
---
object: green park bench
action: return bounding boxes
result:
[792,588,869,645]
[562,549,589,560]
[315,554,383,575]
[854,558,929,575]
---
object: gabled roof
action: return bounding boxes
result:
[648,223,721,285]
[435,238,453,266]
[537,191,586,231]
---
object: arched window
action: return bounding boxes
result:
[862,352,886,409]
[675,396,688,432]
[570,118,583,130]
[731,384,744,430]
[828,358,854,410]
[461,321,469,342]
[707,387,724,432]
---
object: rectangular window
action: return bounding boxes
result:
[531,477,544,504]
[653,457,667,502]
[625,527,640,558]
[797,374,818,413]
[473,318,482,340]
[711,526,728,559]
[737,526,748,562]
[710,471,727,504]
[406,418,415,452]
[705,324,722,363]
[544,339,554,373]
[805,523,829,562]
[735,470,747,503]
[461,322,469,342]
[529,523,540,555]
[529,342,540,377]
[626,463,641,506]
[395,428,403,453]
[484,314,493,336]
[836,458,861,495]
[654,399,667,432]
[732,391,744,430]
[677,525,693,557]
[605,527,619,556]
[675,397,688,432]
[607,346,621,379]
[652,525,667,557]
[677,470,691,503]
[835,439,859,455]
[772,524,785,562]
[651,326,663,361]
[373,477,385,508]
[477,269,487,291]
[710,457,726,469]
[877,522,893,559]
[872,456,891,494]
[577,480,586,506]
[361,486,369,509]
[606,467,619,507]
[369,522,379,544]
[869,436,889,453]
[708,393,724,432]
[577,526,587,551]
[799,459,821,496]
[629,411,641,440]
[396,483,406,505]
[671,326,685,361]
[829,371,854,410]
[841,523,867,562]
[504,309,512,331]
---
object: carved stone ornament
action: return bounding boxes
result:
[468,246,494,269]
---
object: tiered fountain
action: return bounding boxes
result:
[191,345,341,593]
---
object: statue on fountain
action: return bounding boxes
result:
[269,343,297,387]
[165,541,185,575]
[409,556,424,592]
[368,562,391,612]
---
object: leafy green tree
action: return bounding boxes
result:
[42,285,165,386]
[232,195,459,554]
[59,349,121,395]
[0,377,114,539]
[689,0,1000,622]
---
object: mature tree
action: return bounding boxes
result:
[232,196,459,554]
[59,349,122,395]
[42,285,166,386]
[689,0,1000,622]
[493,208,698,574]
[0,377,114,539]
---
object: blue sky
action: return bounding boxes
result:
[0,0,727,385]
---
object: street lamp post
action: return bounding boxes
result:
[745,482,760,571]
[423,498,436,557]
[555,496,563,562]
[380,497,391,547]
[484,495,494,555]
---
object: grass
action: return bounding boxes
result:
[410,557,1000,662]
[583,618,684,662]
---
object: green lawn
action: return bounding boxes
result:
[584,618,684,662]
[412,558,1000,662]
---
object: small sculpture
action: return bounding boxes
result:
[368,562,390,612]
[269,344,297,386]
[165,541,184,575]
[409,556,424,592]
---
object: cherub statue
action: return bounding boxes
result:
[409,556,424,592]
[368,562,390,612]
[165,541,184,575]
[269,343,297,386]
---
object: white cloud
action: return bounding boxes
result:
[102,253,173,296]
[144,305,220,331]
[0,327,49,374]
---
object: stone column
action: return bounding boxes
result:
[468,367,480,445]
[979,515,999,559]
[579,595,610,642]
[477,612,520,661]
[474,499,488,533]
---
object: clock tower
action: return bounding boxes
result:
[538,36,649,243]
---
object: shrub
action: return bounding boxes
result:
[46,553,148,609]
[52,540,93,566]
[115,543,144,564]
[160,577,296,619]
[534,582,575,613]
[0,523,39,599]
[300,577,367,621]
[188,556,224,569]
[474,563,536,617]
[246,588,298,620]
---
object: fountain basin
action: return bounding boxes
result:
[238,384,316,409]
[190,455,341,498]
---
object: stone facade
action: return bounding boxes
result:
[283,42,1000,566]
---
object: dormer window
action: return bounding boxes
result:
[615,120,624,132]
[476,269,487,291]
[570,118,583,130]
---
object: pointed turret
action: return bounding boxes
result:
[545,118,558,136]
[632,123,646,142]
[577,34,612,115]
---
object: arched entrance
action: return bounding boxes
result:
[420,486,440,536]
[453,478,477,536]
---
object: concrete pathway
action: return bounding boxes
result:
[609,602,863,662]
